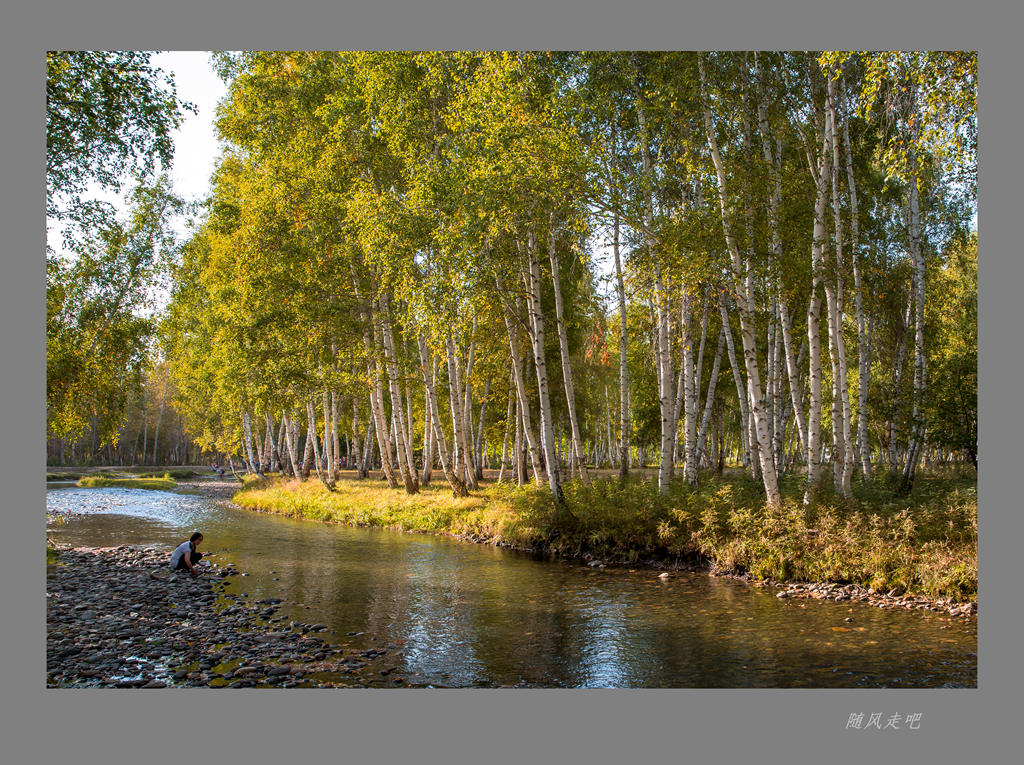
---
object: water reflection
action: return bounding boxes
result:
[47,486,977,687]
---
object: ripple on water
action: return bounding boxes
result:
[46,485,977,688]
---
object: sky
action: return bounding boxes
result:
[151,51,228,209]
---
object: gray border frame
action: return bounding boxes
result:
[5,2,1020,763]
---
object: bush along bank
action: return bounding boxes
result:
[231,473,977,616]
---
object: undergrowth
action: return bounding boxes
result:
[232,470,977,600]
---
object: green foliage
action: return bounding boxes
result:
[47,178,183,445]
[47,50,194,230]
[924,234,977,464]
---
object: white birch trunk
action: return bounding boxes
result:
[299,409,314,479]
[612,210,630,478]
[421,360,436,485]
[499,288,543,483]
[654,265,676,492]
[514,397,525,486]
[322,391,333,477]
[700,54,781,507]
[720,299,752,472]
[350,399,364,478]
[696,326,726,467]
[445,332,479,490]
[680,290,698,485]
[841,80,872,481]
[474,379,490,482]
[498,379,514,483]
[524,231,564,503]
[901,113,927,494]
[415,332,466,496]
[547,220,591,486]
[241,409,257,475]
[380,299,418,494]
[826,76,854,498]
[282,410,300,480]
[306,400,327,485]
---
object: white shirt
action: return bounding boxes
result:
[169,540,194,568]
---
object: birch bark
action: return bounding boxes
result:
[826,75,854,498]
[380,297,418,494]
[415,333,466,496]
[524,230,564,503]
[499,286,543,483]
[840,81,872,480]
[612,210,630,479]
[700,55,781,506]
[547,221,590,486]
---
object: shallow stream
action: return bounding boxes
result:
[46,484,976,688]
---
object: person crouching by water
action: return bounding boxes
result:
[169,532,205,578]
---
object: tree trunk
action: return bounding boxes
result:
[306,400,329,486]
[720,298,751,472]
[514,396,526,486]
[801,68,833,506]
[299,409,314,479]
[380,297,419,494]
[679,290,698,486]
[524,230,564,504]
[900,119,927,495]
[612,209,630,479]
[151,376,167,465]
[840,84,872,481]
[445,331,478,490]
[241,409,258,474]
[700,55,781,507]
[350,398,365,478]
[322,391,333,477]
[474,378,490,482]
[282,410,300,479]
[498,378,514,483]
[696,326,726,467]
[499,284,543,483]
[547,220,591,486]
[416,332,467,497]
[826,76,854,498]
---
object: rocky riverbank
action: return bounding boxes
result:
[766,579,978,617]
[511,553,978,620]
[46,545,417,688]
[175,476,246,500]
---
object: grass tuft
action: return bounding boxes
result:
[77,475,178,490]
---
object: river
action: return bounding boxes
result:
[46,483,977,688]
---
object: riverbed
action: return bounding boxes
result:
[46,483,977,687]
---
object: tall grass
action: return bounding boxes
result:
[77,475,178,490]
[233,471,977,600]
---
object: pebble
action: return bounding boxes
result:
[770,580,976,617]
[46,545,405,689]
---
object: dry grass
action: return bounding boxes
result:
[232,470,977,600]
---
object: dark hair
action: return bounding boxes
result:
[190,532,204,542]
